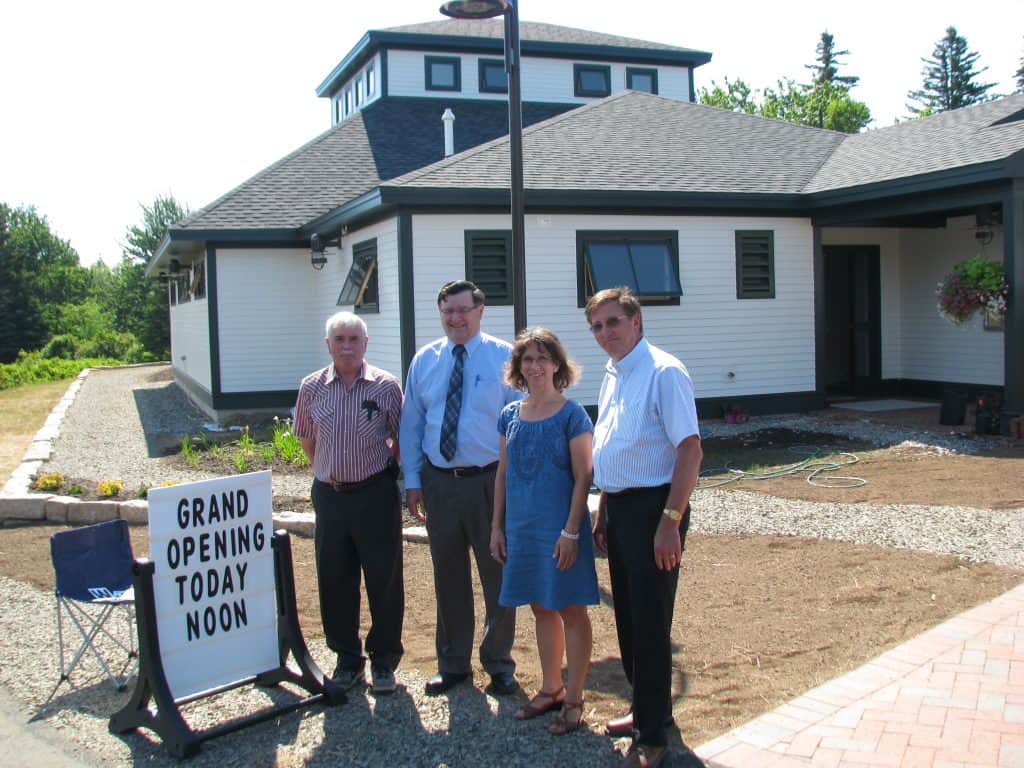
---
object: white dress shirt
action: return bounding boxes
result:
[593,337,700,493]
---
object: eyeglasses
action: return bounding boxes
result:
[440,305,480,317]
[588,315,630,334]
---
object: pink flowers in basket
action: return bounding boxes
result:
[936,256,1009,326]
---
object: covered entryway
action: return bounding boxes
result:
[823,245,881,398]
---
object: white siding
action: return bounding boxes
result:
[214,221,403,394]
[334,218,403,377]
[332,52,383,125]
[386,49,691,103]
[824,220,1004,386]
[170,297,211,392]
[412,213,815,406]
[216,249,325,393]
[822,228,903,379]
[899,217,1003,385]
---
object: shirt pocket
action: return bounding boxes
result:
[356,398,389,440]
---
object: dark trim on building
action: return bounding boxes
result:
[574,63,611,98]
[397,212,416,384]
[884,379,1004,402]
[315,31,711,97]
[380,49,389,98]
[212,390,299,410]
[478,58,508,94]
[425,55,462,92]
[1002,178,1023,428]
[174,367,215,411]
[377,186,808,212]
[206,246,222,401]
[581,389,825,424]
[625,66,658,95]
[812,227,826,404]
[687,68,695,102]
[808,171,1008,218]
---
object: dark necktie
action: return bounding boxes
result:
[440,344,465,461]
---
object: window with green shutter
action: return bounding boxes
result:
[735,231,775,299]
[465,230,512,305]
[337,238,379,313]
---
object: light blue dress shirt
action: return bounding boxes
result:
[400,332,522,489]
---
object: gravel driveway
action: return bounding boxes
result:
[5,364,1022,766]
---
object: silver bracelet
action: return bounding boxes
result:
[560,528,580,541]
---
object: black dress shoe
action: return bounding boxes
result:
[484,671,519,696]
[424,672,469,696]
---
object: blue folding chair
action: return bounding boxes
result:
[46,519,137,703]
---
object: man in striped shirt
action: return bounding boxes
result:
[586,287,703,768]
[294,311,404,696]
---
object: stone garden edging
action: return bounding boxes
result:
[0,367,430,543]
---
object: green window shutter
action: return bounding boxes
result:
[735,231,775,299]
[465,230,512,305]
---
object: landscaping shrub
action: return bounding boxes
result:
[35,472,64,491]
[0,350,121,390]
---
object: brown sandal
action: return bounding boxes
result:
[514,687,565,720]
[549,699,586,734]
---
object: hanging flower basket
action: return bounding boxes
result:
[935,256,1009,326]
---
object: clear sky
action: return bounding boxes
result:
[2,0,1021,266]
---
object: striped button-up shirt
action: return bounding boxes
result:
[593,337,700,494]
[294,362,402,484]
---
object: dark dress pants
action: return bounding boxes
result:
[606,485,680,748]
[311,474,404,673]
[421,464,516,676]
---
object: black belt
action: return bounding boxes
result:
[427,461,498,478]
[603,483,671,498]
[317,466,392,493]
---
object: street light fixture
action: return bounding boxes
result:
[440,0,527,333]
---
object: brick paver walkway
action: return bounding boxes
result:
[696,581,1024,768]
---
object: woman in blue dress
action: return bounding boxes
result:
[490,327,598,734]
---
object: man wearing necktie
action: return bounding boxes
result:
[400,280,523,697]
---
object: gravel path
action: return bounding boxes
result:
[7,364,1023,765]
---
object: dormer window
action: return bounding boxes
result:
[366,63,376,97]
[626,67,658,94]
[343,87,353,117]
[356,78,365,106]
[574,64,611,98]
[479,59,508,94]
[426,56,461,91]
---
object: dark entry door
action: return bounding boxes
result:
[823,245,881,397]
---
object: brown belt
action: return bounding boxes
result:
[427,461,498,478]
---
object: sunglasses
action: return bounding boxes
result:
[588,314,630,334]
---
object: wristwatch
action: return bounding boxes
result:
[662,508,682,521]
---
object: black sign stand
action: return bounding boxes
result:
[110,530,344,758]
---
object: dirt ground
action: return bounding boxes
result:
[2,520,1020,747]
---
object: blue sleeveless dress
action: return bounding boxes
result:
[497,399,599,610]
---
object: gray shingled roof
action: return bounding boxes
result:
[806,94,1024,193]
[384,91,846,195]
[176,116,377,232]
[176,98,574,232]
[383,18,705,55]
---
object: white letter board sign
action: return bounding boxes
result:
[146,470,278,699]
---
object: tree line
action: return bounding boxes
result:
[700,27,1024,132]
[0,195,188,366]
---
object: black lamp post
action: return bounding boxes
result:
[439,0,526,333]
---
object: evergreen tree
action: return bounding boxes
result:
[907,26,996,114]
[1016,39,1023,94]
[110,195,189,359]
[806,31,860,87]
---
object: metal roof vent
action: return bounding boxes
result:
[442,108,455,157]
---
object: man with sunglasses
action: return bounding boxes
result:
[399,280,522,698]
[585,287,703,768]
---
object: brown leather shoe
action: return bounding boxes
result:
[606,711,634,737]
[620,744,667,768]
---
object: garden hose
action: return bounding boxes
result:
[698,445,866,490]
